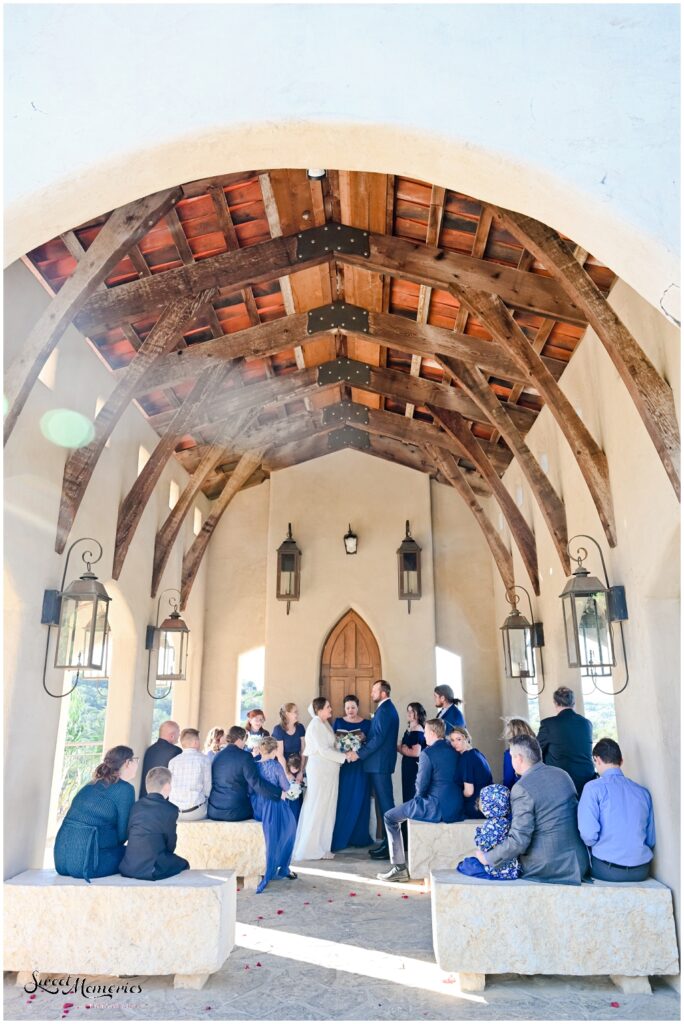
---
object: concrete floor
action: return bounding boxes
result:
[4,852,680,1021]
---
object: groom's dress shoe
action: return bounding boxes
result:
[377,864,410,883]
[369,841,386,854]
[369,844,389,860]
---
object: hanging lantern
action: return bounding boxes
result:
[397,520,421,613]
[145,589,190,696]
[276,523,301,613]
[500,586,545,692]
[344,524,358,555]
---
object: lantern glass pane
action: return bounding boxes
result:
[562,595,579,667]
[90,598,109,670]
[576,591,614,673]
[157,629,187,680]
[400,552,419,597]
[509,626,533,678]
[56,595,96,669]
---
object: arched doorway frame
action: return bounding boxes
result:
[319,608,383,720]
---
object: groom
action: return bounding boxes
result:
[347,679,399,860]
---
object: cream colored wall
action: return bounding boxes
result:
[493,279,680,944]
[3,260,209,877]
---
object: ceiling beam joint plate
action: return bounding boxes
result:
[328,426,371,451]
[307,301,369,334]
[317,357,371,387]
[296,222,369,260]
[322,401,370,426]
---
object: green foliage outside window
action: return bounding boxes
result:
[239,679,265,724]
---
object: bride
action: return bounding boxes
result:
[292,697,346,861]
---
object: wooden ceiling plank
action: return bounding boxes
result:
[454,206,493,334]
[429,406,540,593]
[496,207,681,500]
[427,444,515,592]
[55,289,215,553]
[5,186,181,443]
[166,207,195,265]
[180,448,267,608]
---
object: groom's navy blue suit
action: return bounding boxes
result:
[357,698,400,841]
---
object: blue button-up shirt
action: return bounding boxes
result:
[577,767,655,867]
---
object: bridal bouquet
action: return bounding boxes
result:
[337,730,364,754]
[285,781,303,800]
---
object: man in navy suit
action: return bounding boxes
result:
[433,684,466,734]
[347,679,400,860]
[208,726,284,821]
[377,717,464,882]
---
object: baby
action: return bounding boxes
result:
[457,783,519,880]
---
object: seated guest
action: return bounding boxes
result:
[204,727,225,763]
[271,703,306,775]
[250,738,298,893]
[169,728,212,821]
[140,721,181,798]
[244,709,270,758]
[398,702,427,802]
[377,718,464,883]
[473,734,590,885]
[448,726,493,818]
[578,737,655,882]
[457,784,520,880]
[119,767,190,881]
[433,684,466,734]
[537,687,595,797]
[501,717,536,789]
[208,726,284,821]
[54,746,137,881]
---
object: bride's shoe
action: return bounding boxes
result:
[321,852,335,860]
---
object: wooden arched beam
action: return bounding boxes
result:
[449,285,617,547]
[112,361,236,579]
[437,356,571,574]
[55,289,215,553]
[493,206,681,501]
[180,448,266,609]
[4,187,180,444]
[426,444,515,593]
[428,408,539,594]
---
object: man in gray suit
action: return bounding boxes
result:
[475,734,590,885]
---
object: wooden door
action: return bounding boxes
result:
[320,610,382,719]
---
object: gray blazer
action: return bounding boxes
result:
[486,761,590,885]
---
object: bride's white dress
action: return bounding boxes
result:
[292,715,346,861]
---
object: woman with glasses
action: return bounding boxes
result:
[54,746,137,881]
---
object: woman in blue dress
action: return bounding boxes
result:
[54,746,137,881]
[250,738,297,893]
[271,703,306,777]
[449,727,494,819]
[399,702,427,802]
[331,694,372,852]
[501,717,535,789]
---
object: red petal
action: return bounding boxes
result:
[276,909,284,915]
[63,1005,74,1009]
[401,894,409,899]
[303,901,310,905]
[256,962,262,967]
[611,1003,620,1009]
[348,891,357,897]
[244,965,250,970]
[257,915,264,920]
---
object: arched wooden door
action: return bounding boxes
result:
[320,611,382,719]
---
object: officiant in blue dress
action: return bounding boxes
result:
[331,695,372,851]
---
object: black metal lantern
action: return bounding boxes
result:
[500,586,545,694]
[344,524,358,555]
[145,589,190,698]
[397,520,421,613]
[559,535,629,694]
[40,538,112,698]
[277,523,301,613]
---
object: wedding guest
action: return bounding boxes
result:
[251,738,297,893]
[244,709,270,758]
[399,702,427,802]
[119,767,190,881]
[537,687,595,797]
[331,695,372,852]
[578,738,655,882]
[501,717,536,789]
[168,728,212,821]
[457,784,520,880]
[377,718,463,882]
[139,721,181,798]
[433,684,466,734]
[208,726,284,821]
[448,726,493,818]
[204,727,225,763]
[285,753,304,823]
[292,698,346,861]
[271,703,306,775]
[348,680,400,862]
[54,746,137,881]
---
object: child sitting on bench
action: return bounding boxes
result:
[119,767,190,881]
[457,784,519,880]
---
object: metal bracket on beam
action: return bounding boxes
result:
[317,358,371,387]
[322,401,370,427]
[307,302,369,334]
[328,426,371,451]
[296,223,370,261]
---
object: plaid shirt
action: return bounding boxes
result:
[168,748,212,811]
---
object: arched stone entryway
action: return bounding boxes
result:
[320,610,382,719]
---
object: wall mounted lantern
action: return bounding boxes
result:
[40,537,111,699]
[397,520,421,613]
[276,523,301,614]
[145,589,190,699]
[500,585,545,695]
[559,534,629,694]
[344,524,358,555]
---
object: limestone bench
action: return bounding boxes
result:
[407,820,479,887]
[431,870,679,994]
[175,819,265,889]
[4,868,236,990]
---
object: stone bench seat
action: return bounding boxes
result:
[175,819,265,889]
[407,819,479,887]
[4,868,236,990]
[431,870,679,994]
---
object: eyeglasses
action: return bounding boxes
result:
[128,756,140,764]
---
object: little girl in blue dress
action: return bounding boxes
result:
[251,738,297,893]
[457,783,519,880]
